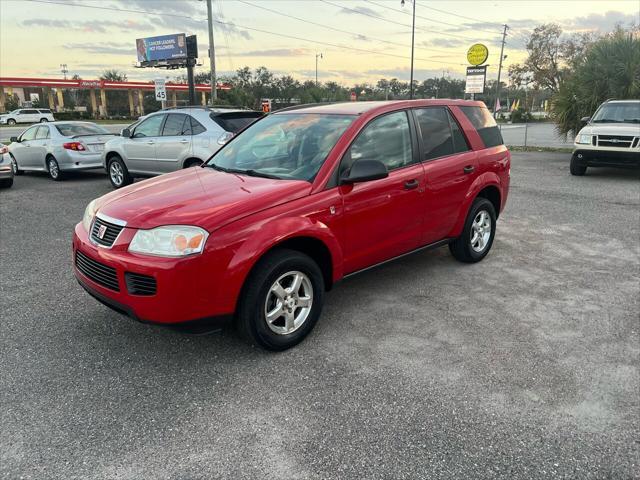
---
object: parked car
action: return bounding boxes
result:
[0,108,55,125]
[571,99,640,175]
[0,143,14,188]
[8,122,116,180]
[73,100,510,350]
[102,106,263,188]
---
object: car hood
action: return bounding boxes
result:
[96,167,312,231]
[580,124,640,136]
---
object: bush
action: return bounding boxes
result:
[511,109,532,123]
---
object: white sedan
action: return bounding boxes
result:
[9,122,116,181]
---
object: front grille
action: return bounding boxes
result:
[91,217,124,247]
[75,250,120,291]
[125,272,157,296]
[597,135,634,148]
[632,138,639,149]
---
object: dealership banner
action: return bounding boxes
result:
[136,33,188,63]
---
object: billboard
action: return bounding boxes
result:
[465,66,487,94]
[136,33,188,63]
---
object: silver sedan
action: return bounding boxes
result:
[0,143,14,188]
[8,122,117,181]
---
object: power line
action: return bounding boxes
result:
[320,0,495,42]
[414,0,505,29]
[24,0,466,66]
[235,0,455,56]
[364,0,502,36]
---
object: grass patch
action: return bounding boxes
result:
[507,145,573,154]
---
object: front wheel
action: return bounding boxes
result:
[47,157,64,181]
[11,156,22,175]
[449,197,497,263]
[570,154,587,176]
[108,156,133,188]
[7,119,16,126]
[237,249,325,351]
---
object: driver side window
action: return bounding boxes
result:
[341,111,413,177]
[20,127,38,142]
[133,115,165,138]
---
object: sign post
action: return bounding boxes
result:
[465,43,489,100]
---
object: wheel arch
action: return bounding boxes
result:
[450,173,503,238]
[182,157,203,168]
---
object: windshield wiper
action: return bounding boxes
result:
[592,119,618,123]
[622,119,640,123]
[207,163,282,179]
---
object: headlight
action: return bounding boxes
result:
[129,226,208,257]
[576,134,592,145]
[82,199,98,233]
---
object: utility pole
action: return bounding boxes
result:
[401,0,416,99]
[494,24,508,118]
[60,64,68,80]
[206,0,217,102]
[315,53,323,86]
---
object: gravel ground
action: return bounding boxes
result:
[1,153,638,479]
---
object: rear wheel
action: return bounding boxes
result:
[47,156,64,181]
[449,197,496,263]
[237,249,325,351]
[570,153,587,176]
[108,155,133,189]
[40,118,48,123]
[11,155,22,175]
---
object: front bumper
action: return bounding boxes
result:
[573,148,640,168]
[72,222,233,324]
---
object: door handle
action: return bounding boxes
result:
[146,141,155,145]
[463,165,475,174]
[179,139,189,144]
[404,179,419,190]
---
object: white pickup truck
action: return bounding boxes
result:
[571,99,640,175]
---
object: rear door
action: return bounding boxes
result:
[154,113,192,173]
[123,114,165,174]
[413,107,478,244]
[29,125,51,168]
[339,110,426,273]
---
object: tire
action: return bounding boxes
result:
[0,178,13,188]
[10,155,22,175]
[570,153,587,176]
[47,156,64,181]
[449,197,497,263]
[184,158,203,168]
[107,155,133,189]
[7,119,16,126]
[40,118,48,123]
[237,248,325,351]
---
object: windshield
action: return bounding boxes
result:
[206,113,355,181]
[592,102,640,123]
[55,123,111,136]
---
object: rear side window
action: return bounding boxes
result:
[190,116,206,135]
[460,106,503,148]
[448,110,470,153]
[414,107,454,160]
[162,114,189,136]
[24,109,39,114]
[210,112,262,133]
[39,109,52,113]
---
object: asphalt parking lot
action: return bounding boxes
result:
[1,152,638,479]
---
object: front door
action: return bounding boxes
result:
[11,126,40,168]
[339,110,425,274]
[123,114,165,174]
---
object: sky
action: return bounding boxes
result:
[0,0,638,85]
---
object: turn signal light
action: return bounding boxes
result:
[63,142,86,151]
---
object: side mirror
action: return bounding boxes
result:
[10,136,19,143]
[121,128,131,138]
[341,159,388,184]
[580,116,591,124]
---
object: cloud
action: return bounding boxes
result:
[423,38,467,49]
[22,18,152,33]
[117,0,200,16]
[64,42,134,56]
[339,5,378,17]
[234,49,310,57]
[365,67,448,81]
[564,11,638,32]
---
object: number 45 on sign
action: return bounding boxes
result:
[154,79,167,101]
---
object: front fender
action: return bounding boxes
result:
[216,216,343,312]
[450,172,503,238]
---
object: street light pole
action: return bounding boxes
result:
[401,0,416,99]
[494,24,508,118]
[315,53,323,86]
[206,0,217,102]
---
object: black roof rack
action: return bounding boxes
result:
[160,105,253,111]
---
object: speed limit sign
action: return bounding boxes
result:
[154,79,167,101]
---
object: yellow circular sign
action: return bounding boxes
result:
[467,43,489,66]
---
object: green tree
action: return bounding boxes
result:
[553,27,640,136]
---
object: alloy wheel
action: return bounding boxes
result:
[11,157,18,174]
[48,159,59,179]
[110,161,124,186]
[264,271,313,335]
[470,210,491,253]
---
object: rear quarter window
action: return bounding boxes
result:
[210,112,263,133]
[460,106,504,148]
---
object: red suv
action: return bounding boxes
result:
[73,100,510,350]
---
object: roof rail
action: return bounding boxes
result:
[160,104,252,111]
[275,102,339,113]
